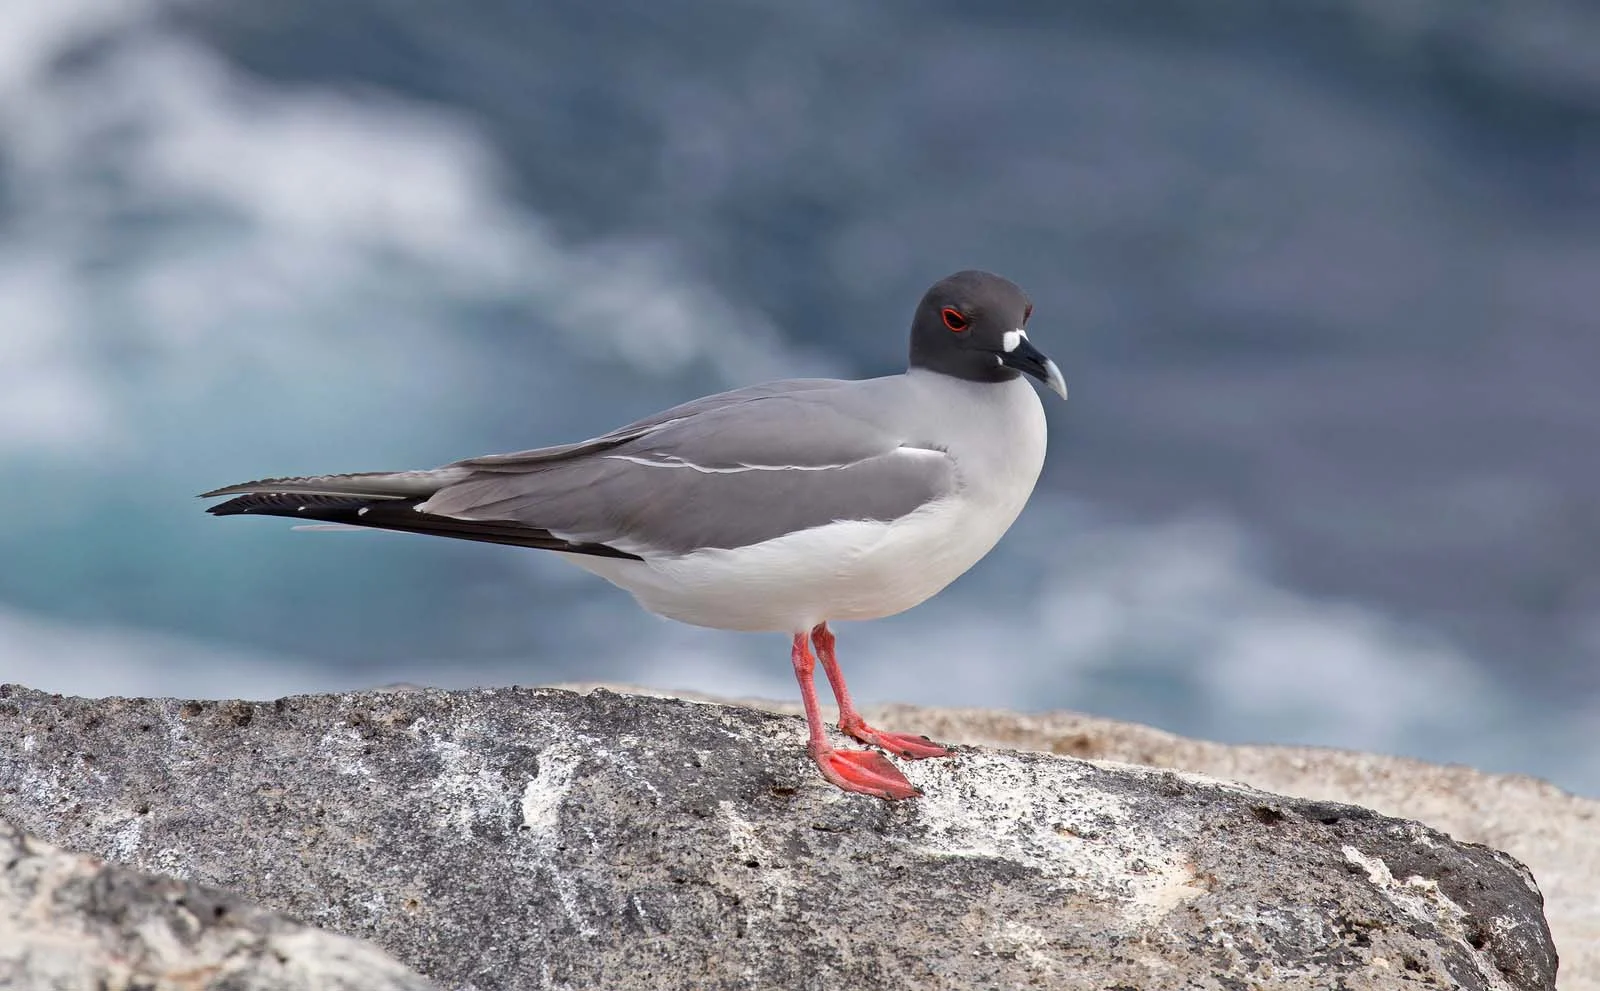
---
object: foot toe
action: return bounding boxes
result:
[877,732,954,760]
[841,723,953,760]
[814,747,921,800]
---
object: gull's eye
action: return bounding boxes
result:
[941,307,969,332]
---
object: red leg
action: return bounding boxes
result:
[791,632,921,800]
[811,622,952,760]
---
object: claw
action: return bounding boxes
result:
[811,745,922,800]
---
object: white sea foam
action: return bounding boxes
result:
[0,0,811,463]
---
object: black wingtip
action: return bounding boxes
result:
[205,496,258,516]
[201,490,642,560]
[204,492,363,518]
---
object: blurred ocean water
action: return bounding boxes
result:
[1,0,1596,793]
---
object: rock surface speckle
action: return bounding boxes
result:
[0,816,438,990]
[0,684,1558,990]
[646,685,1595,991]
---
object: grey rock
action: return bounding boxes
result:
[0,816,439,990]
[758,690,1600,991]
[0,684,1559,991]
[629,684,1597,990]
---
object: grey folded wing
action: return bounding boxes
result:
[424,382,956,556]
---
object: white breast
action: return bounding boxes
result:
[561,373,1049,633]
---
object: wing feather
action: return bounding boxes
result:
[203,377,950,559]
[423,383,955,555]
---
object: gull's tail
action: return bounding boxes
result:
[199,469,461,502]
[200,469,639,560]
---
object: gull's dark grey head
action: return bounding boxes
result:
[908,270,1067,399]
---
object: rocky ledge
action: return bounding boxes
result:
[0,684,1560,991]
[0,818,438,990]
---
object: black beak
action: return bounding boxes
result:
[999,335,1068,399]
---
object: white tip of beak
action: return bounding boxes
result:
[1043,358,1068,400]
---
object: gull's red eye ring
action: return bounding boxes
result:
[941,307,969,332]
